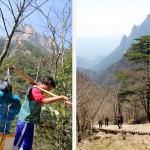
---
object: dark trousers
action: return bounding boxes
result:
[13,120,34,150]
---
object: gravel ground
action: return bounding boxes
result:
[95,123,150,133]
[77,124,150,150]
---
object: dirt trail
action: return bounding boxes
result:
[95,123,150,133]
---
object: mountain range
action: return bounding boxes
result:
[92,14,150,72]
[77,14,150,73]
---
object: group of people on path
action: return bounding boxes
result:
[98,116,109,128]
[0,77,71,150]
[98,115,123,129]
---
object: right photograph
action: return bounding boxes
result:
[76,0,150,149]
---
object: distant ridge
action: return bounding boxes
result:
[91,14,150,72]
[77,55,104,70]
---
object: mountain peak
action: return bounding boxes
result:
[14,24,38,40]
[12,24,52,51]
[91,13,150,72]
[21,24,37,35]
[121,35,127,42]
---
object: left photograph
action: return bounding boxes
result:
[0,0,72,150]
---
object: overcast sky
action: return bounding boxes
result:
[76,0,150,59]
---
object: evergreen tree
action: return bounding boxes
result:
[123,35,150,122]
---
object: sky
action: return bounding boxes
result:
[0,0,72,46]
[76,0,150,60]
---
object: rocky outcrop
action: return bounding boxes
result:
[12,24,53,52]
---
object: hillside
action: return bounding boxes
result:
[91,14,150,72]
[79,14,150,86]
[77,56,92,69]
[77,55,104,70]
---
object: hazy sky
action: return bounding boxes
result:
[76,0,150,59]
[76,0,150,39]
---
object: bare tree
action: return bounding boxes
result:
[77,72,109,140]
[0,0,49,66]
[107,85,119,124]
[35,0,72,79]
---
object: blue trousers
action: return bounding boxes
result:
[13,120,34,150]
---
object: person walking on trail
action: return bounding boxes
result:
[0,81,21,133]
[105,116,109,127]
[12,77,71,150]
[98,118,103,128]
[117,114,123,129]
[117,115,121,129]
[120,115,123,127]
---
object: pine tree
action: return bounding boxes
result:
[124,35,150,122]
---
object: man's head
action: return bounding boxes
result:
[41,77,56,91]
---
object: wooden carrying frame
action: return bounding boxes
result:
[5,64,72,105]
[0,133,15,150]
[6,64,57,97]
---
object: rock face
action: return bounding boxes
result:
[12,24,53,52]
[92,14,150,72]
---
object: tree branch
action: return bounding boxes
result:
[0,8,9,38]
[18,0,49,26]
[8,0,16,20]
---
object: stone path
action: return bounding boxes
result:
[95,123,150,134]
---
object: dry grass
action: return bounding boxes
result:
[77,133,150,150]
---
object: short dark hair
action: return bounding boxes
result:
[42,77,56,88]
